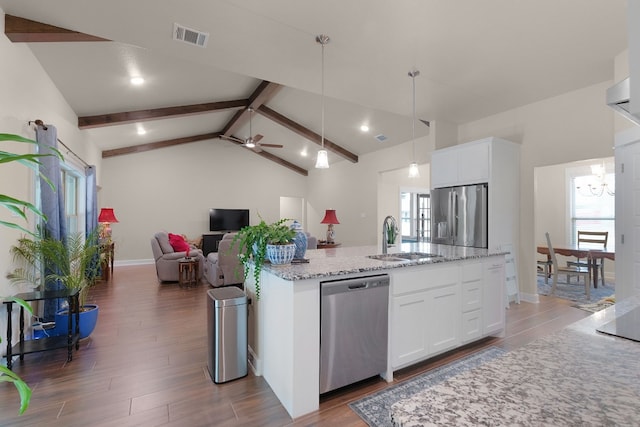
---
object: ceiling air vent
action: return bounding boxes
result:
[374,134,388,142]
[173,23,209,48]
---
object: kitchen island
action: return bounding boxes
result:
[246,243,507,418]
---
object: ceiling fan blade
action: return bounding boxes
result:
[259,143,284,148]
[253,134,264,143]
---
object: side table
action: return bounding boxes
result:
[178,257,199,288]
[100,242,115,281]
[317,242,342,249]
[3,288,80,370]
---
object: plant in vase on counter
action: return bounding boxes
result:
[232,217,295,299]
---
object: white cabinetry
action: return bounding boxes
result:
[431,137,520,252]
[391,264,459,368]
[461,261,483,344]
[391,256,504,370]
[483,258,506,334]
[432,141,489,188]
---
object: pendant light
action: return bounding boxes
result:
[315,34,330,169]
[408,70,420,178]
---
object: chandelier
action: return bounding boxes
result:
[576,162,614,197]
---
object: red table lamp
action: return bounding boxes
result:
[98,208,119,242]
[320,209,340,244]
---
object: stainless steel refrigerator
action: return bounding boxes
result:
[430,183,488,248]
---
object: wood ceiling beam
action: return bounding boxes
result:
[102,132,221,158]
[256,105,359,163]
[102,130,307,175]
[223,138,308,176]
[78,99,247,129]
[221,81,283,137]
[4,15,110,43]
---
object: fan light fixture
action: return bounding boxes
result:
[408,70,420,178]
[315,34,330,169]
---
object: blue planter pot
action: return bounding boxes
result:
[54,304,99,339]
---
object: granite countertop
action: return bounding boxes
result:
[389,295,640,426]
[262,243,506,281]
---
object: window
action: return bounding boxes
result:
[400,192,431,243]
[570,165,614,246]
[60,164,86,234]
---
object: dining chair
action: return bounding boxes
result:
[545,232,590,299]
[567,231,608,287]
[537,257,552,284]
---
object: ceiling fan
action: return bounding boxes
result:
[220,107,283,150]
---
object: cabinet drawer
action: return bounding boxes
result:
[392,264,459,296]
[461,261,482,282]
[461,281,482,312]
[461,309,482,343]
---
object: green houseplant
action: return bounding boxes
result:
[9,230,102,338]
[1,132,62,415]
[231,217,295,300]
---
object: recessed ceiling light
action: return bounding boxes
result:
[360,124,370,132]
[137,126,146,135]
[300,148,308,157]
[130,76,145,85]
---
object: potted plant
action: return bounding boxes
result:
[231,217,295,299]
[9,230,102,339]
[0,132,62,415]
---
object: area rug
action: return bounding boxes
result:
[573,295,616,313]
[348,347,505,427]
[537,276,615,304]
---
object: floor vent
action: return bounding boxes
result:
[173,23,209,48]
[374,134,388,142]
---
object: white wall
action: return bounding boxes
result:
[0,8,102,348]
[100,139,308,262]
[459,81,616,300]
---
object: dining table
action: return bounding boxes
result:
[537,244,615,289]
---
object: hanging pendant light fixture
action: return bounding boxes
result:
[408,70,420,178]
[315,34,330,169]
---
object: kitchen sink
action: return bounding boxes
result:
[367,252,443,262]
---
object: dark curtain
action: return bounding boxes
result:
[36,124,67,320]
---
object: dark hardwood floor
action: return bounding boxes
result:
[1,264,591,426]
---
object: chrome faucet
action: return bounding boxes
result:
[382,215,398,254]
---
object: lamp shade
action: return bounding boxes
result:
[98,208,119,223]
[320,209,340,225]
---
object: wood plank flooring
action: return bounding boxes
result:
[0,264,591,426]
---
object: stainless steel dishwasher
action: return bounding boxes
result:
[319,274,389,394]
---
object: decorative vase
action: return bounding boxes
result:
[266,243,296,265]
[290,220,307,259]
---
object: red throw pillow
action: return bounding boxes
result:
[168,233,190,252]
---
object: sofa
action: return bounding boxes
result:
[203,232,244,287]
[150,232,205,282]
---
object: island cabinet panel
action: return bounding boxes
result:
[392,291,430,367]
[461,261,483,343]
[390,264,460,368]
[426,283,461,354]
[483,258,506,334]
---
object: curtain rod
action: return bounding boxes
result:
[29,119,91,169]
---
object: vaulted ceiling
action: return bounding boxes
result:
[0,1,628,175]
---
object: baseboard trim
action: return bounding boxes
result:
[114,259,154,266]
[520,292,539,304]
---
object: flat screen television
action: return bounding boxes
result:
[209,208,249,232]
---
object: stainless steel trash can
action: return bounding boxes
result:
[207,287,248,383]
